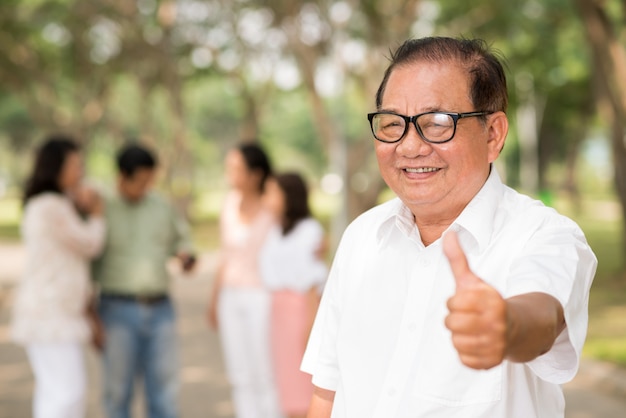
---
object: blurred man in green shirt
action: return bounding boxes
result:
[93,143,195,418]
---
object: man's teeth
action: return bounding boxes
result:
[405,167,439,173]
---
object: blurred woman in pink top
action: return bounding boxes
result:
[207,142,281,418]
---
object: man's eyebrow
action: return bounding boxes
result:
[376,107,400,113]
[376,106,444,114]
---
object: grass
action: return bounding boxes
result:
[583,286,626,366]
[554,197,626,366]
[189,218,220,252]
[0,196,20,240]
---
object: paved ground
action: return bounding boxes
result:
[1,242,626,417]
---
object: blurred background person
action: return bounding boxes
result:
[207,142,281,418]
[10,135,106,418]
[260,172,328,418]
[92,142,196,418]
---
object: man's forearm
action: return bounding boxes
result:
[307,386,335,418]
[505,292,565,363]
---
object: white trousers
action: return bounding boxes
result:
[26,342,87,418]
[218,287,282,418]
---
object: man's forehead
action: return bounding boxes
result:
[382,61,472,108]
[122,167,155,182]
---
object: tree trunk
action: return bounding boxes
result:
[610,115,626,264]
[575,0,626,266]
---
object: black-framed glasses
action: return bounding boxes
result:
[367,111,492,144]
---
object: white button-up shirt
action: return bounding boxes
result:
[301,168,597,418]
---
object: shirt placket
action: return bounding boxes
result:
[372,245,438,418]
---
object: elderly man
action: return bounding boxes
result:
[302,37,597,417]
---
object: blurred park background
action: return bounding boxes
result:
[0,0,625,368]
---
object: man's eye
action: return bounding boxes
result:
[383,120,403,128]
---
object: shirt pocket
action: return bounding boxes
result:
[411,316,502,406]
[413,357,502,406]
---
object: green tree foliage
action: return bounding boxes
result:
[0,0,623,253]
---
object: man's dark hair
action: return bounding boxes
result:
[23,135,80,204]
[116,142,157,177]
[375,37,508,117]
[274,172,311,235]
[237,142,272,193]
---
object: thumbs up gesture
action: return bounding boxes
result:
[443,231,508,370]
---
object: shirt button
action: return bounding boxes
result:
[418,258,430,268]
[408,322,417,332]
[388,388,397,396]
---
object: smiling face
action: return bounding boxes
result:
[263,178,286,219]
[118,168,155,203]
[374,59,507,222]
[225,149,264,195]
[58,151,83,192]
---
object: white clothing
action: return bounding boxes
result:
[259,218,328,293]
[217,190,280,417]
[11,193,105,344]
[301,168,597,418]
[27,342,87,418]
[218,287,282,418]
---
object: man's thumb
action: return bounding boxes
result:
[443,231,479,289]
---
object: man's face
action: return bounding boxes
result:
[374,60,506,218]
[118,167,155,203]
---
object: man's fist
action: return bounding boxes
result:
[443,231,508,370]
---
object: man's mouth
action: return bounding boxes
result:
[404,167,440,173]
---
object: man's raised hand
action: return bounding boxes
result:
[443,231,508,370]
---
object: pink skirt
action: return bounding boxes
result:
[271,290,314,415]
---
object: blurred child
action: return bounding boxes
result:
[260,172,328,418]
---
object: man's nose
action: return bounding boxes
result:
[396,123,433,157]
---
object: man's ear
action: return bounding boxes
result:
[487,111,508,163]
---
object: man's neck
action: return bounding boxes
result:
[411,166,492,246]
[412,210,461,247]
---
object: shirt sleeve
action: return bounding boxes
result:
[301,270,341,391]
[506,218,597,384]
[301,224,350,391]
[45,197,106,259]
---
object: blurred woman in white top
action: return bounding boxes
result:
[10,136,105,418]
[260,172,328,418]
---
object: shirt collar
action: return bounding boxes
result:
[452,166,503,253]
[376,198,413,244]
[376,166,504,253]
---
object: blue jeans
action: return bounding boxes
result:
[98,296,179,418]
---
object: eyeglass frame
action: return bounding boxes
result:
[367,110,493,144]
